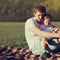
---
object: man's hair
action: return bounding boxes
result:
[33,5,46,14]
[45,14,52,19]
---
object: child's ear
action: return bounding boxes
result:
[34,12,36,16]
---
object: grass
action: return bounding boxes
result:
[0,22,28,48]
[52,22,60,28]
[0,22,60,48]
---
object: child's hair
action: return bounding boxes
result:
[44,14,52,20]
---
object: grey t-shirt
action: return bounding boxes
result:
[25,17,45,55]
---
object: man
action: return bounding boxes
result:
[25,5,60,59]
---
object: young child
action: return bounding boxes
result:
[40,14,60,50]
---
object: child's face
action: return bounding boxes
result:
[44,18,50,27]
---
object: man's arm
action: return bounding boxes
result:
[29,26,60,38]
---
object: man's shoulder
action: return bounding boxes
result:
[26,17,34,21]
[25,17,35,24]
[40,25,47,29]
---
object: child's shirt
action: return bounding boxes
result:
[40,24,55,32]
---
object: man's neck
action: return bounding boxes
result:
[36,20,41,24]
[34,17,42,24]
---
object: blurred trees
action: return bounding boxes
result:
[0,0,60,22]
[41,0,60,21]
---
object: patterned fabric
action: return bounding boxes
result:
[0,45,60,60]
[0,45,40,60]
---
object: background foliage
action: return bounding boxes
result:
[0,0,60,22]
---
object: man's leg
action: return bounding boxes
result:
[52,47,60,53]
[41,38,47,50]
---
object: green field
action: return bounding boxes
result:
[0,22,28,48]
[0,22,60,48]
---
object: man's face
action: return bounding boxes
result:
[34,11,45,23]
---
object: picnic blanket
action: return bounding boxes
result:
[0,45,60,60]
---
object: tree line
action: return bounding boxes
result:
[0,0,60,22]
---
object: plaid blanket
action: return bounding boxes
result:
[0,45,60,60]
[0,45,41,60]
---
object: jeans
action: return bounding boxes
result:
[42,38,60,58]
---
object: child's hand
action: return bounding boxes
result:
[51,28,59,33]
[50,28,55,33]
[57,30,60,33]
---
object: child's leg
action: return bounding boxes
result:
[56,30,60,43]
[57,38,60,43]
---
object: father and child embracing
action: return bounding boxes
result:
[25,5,60,59]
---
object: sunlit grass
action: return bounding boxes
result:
[0,22,60,48]
[0,22,28,48]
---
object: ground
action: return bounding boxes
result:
[0,45,60,60]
